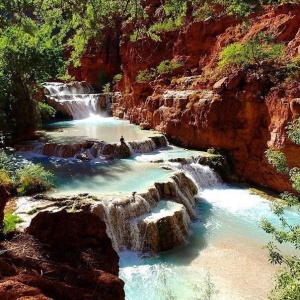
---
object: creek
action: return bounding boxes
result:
[15,83,298,299]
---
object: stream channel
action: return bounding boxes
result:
[15,83,298,300]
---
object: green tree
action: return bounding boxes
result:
[261,118,300,299]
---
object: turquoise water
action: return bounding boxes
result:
[17,117,299,299]
[120,185,298,299]
[41,117,160,143]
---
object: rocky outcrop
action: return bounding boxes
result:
[15,135,167,160]
[15,171,198,255]
[110,4,300,192]
[66,3,300,192]
[0,211,125,300]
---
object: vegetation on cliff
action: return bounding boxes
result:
[0,0,298,141]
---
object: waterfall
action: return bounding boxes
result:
[15,135,168,160]
[128,136,168,154]
[180,163,222,191]
[90,172,197,254]
[43,82,110,119]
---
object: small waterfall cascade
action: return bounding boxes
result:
[15,135,168,160]
[43,82,110,119]
[91,172,198,253]
[179,163,222,191]
[128,135,168,154]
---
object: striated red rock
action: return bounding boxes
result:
[70,3,300,192]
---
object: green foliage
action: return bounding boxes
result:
[0,150,54,195]
[150,17,184,34]
[16,164,54,195]
[136,69,157,82]
[286,118,300,145]
[214,0,258,18]
[290,168,300,193]
[219,35,284,72]
[268,255,300,300]
[0,168,13,187]
[0,3,65,140]
[3,211,23,233]
[102,83,111,94]
[265,150,289,174]
[262,120,300,299]
[38,102,56,122]
[157,60,183,74]
[136,60,183,82]
[193,1,215,20]
[113,73,123,84]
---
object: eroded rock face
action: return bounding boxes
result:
[65,3,300,192]
[0,211,125,300]
[109,4,300,192]
[27,210,119,275]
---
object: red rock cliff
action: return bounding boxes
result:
[71,3,300,192]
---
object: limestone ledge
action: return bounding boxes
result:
[15,171,197,255]
[14,135,168,160]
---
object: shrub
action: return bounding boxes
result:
[265,150,289,174]
[290,168,300,192]
[113,73,123,84]
[219,35,285,72]
[38,102,56,122]
[157,60,183,74]
[16,164,54,195]
[261,118,300,300]
[102,83,111,94]
[150,17,184,34]
[0,168,14,187]
[136,69,157,82]
[286,118,300,145]
[3,211,23,233]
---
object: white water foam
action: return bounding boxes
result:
[43,82,110,119]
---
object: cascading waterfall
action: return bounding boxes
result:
[179,163,222,191]
[90,172,198,254]
[43,82,110,119]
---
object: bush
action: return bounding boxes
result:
[3,211,23,233]
[286,118,300,145]
[38,102,56,122]
[150,17,183,34]
[16,164,54,195]
[219,35,285,72]
[113,73,123,84]
[157,60,183,74]
[102,83,111,94]
[136,69,157,82]
[265,150,289,174]
[0,168,14,187]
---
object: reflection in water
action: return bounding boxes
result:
[41,117,161,144]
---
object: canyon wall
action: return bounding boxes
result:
[70,3,300,192]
